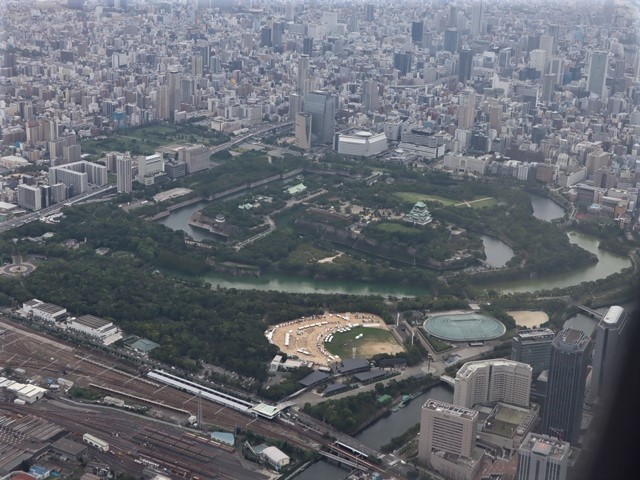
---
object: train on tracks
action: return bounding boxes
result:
[147,369,256,414]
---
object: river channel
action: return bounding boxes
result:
[157,195,630,296]
[293,383,454,480]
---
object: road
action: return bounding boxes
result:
[208,122,293,157]
[0,184,116,234]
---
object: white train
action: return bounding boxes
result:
[147,369,255,414]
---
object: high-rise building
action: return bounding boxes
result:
[512,328,555,378]
[289,93,303,118]
[302,37,313,56]
[49,161,107,196]
[542,73,556,105]
[297,54,310,95]
[499,48,512,68]
[137,154,164,183]
[458,88,476,130]
[156,85,170,121]
[192,54,203,77]
[458,49,473,84]
[586,150,610,175]
[587,50,609,97]
[116,155,132,194]
[260,27,272,47]
[542,328,591,444]
[453,359,532,409]
[303,91,335,145]
[589,306,628,404]
[164,66,182,121]
[516,433,569,480]
[17,184,42,211]
[448,5,458,28]
[365,4,374,22]
[411,21,424,44]
[178,145,210,174]
[362,80,379,112]
[471,1,483,37]
[547,24,560,46]
[550,56,565,85]
[63,144,82,163]
[51,183,69,204]
[489,104,503,136]
[444,28,459,53]
[530,49,547,73]
[271,22,285,49]
[418,400,481,480]
[539,34,554,58]
[198,44,210,71]
[393,52,412,76]
[419,399,478,460]
[295,112,312,151]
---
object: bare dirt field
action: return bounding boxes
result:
[266,312,403,366]
[507,310,549,329]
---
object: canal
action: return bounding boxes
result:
[293,383,454,480]
[488,231,631,294]
[354,384,453,450]
[530,193,565,222]
[156,194,629,297]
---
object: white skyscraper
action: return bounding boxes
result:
[116,155,132,194]
[458,88,476,130]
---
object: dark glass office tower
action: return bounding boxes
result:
[303,91,336,145]
[393,52,412,76]
[590,306,628,405]
[412,21,423,44]
[542,328,591,444]
[459,49,473,83]
[444,28,459,53]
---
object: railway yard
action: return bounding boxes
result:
[0,315,335,479]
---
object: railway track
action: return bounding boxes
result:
[0,316,324,452]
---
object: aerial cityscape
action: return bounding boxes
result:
[0,0,639,479]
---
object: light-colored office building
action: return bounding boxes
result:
[516,433,569,480]
[458,88,476,131]
[419,399,478,460]
[418,399,482,480]
[295,112,312,151]
[336,131,387,157]
[443,153,492,175]
[137,153,165,184]
[453,359,532,409]
[178,144,209,174]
